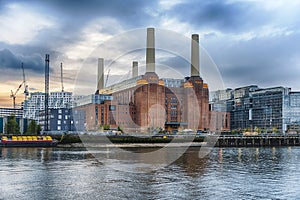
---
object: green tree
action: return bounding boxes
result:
[254,127,262,133]
[26,120,41,135]
[4,115,20,134]
[103,124,110,130]
[272,127,280,134]
[117,126,124,133]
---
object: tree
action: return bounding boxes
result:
[272,127,280,134]
[117,126,124,133]
[4,115,20,134]
[99,124,103,131]
[103,124,110,130]
[254,127,262,134]
[26,120,41,135]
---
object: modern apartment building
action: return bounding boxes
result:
[23,91,72,121]
[213,86,300,133]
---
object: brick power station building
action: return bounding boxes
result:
[74,28,226,133]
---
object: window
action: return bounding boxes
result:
[58,120,61,125]
[58,115,62,119]
[58,109,62,114]
[65,115,68,120]
[171,105,177,109]
[57,126,61,131]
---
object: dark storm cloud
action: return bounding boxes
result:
[13,0,158,29]
[169,0,269,33]
[208,32,300,89]
[0,0,160,58]
[0,49,45,73]
[0,0,299,91]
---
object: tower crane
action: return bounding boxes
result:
[60,63,64,92]
[22,63,29,99]
[10,63,29,108]
[10,82,23,109]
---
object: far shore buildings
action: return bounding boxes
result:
[73,28,218,133]
[0,108,27,134]
[23,91,73,120]
[22,91,84,132]
[3,28,300,134]
[210,86,300,133]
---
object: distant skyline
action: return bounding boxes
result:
[1,0,300,107]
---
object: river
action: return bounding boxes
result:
[0,146,299,200]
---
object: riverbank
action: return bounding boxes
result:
[52,134,205,145]
[57,142,207,148]
[51,133,300,148]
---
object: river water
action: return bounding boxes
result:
[0,146,299,200]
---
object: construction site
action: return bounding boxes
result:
[0,54,78,133]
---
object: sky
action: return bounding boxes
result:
[1,0,300,107]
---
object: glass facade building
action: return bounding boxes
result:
[212,86,300,133]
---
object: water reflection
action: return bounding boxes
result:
[218,148,223,163]
[238,148,242,162]
[256,148,259,161]
[0,147,96,162]
[0,147,300,199]
[173,147,209,177]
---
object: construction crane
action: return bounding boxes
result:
[10,63,29,108]
[60,63,64,92]
[21,63,29,99]
[105,69,110,87]
[10,82,23,109]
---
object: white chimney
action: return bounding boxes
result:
[146,28,155,73]
[97,58,104,91]
[191,34,200,77]
[132,61,138,78]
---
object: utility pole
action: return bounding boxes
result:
[45,54,50,132]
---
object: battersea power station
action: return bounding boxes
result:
[74,28,226,133]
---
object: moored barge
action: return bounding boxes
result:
[0,136,58,147]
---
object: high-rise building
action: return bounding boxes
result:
[284,91,300,132]
[23,91,72,121]
[216,85,300,133]
[228,85,259,130]
[251,87,287,132]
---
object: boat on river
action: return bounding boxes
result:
[0,135,58,147]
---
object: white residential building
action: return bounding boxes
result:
[23,92,73,120]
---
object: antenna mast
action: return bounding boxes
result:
[61,63,64,92]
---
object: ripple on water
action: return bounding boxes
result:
[1,147,300,199]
